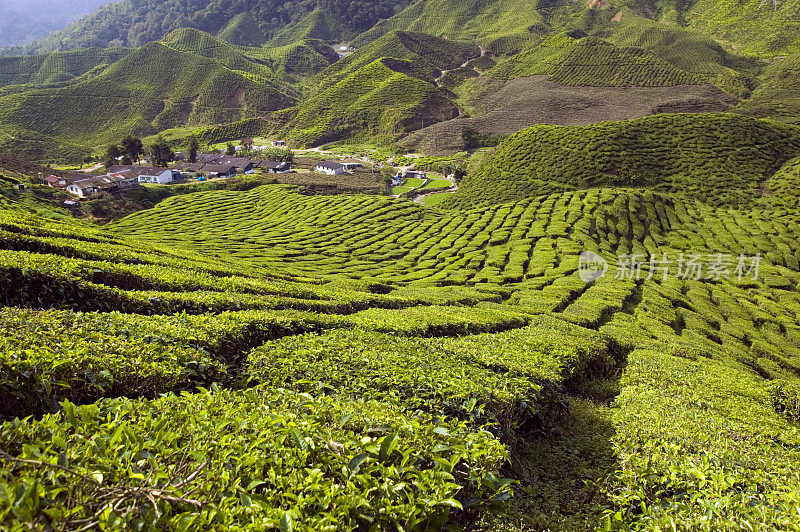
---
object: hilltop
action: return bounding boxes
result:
[441,113,800,209]
[1,0,800,160]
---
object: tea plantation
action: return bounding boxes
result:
[1,158,800,529]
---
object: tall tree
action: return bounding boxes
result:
[240,137,254,155]
[121,136,144,163]
[187,135,200,163]
[226,142,236,156]
[103,144,122,169]
[149,136,174,167]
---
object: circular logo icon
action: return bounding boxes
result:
[579,251,608,283]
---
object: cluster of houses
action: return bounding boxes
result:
[45,149,373,200]
[48,153,293,199]
[174,154,291,178]
[59,167,176,198]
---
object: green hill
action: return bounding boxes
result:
[7,0,410,56]
[316,31,479,87]
[591,8,763,96]
[489,34,704,87]
[0,31,297,159]
[283,58,458,146]
[0,47,130,89]
[442,113,800,209]
[353,0,550,54]
[736,53,800,124]
[217,12,270,47]
[678,0,800,56]
[268,5,357,47]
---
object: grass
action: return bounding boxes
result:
[423,192,455,206]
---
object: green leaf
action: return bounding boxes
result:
[379,432,399,462]
[437,499,463,510]
[280,512,294,532]
[348,453,370,474]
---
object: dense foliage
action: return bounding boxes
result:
[3,170,800,527]
[444,113,800,209]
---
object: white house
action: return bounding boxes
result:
[66,177,108,198]
[66,173,141,198]
[314,161,346,175]
[109,165,174,184]
[341,161,363,171]
[271,140,287,147]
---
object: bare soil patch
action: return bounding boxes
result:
[401,76,737,154]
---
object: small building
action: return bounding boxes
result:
[341,161,364,171]
[201,164,237,178]
[108,173,138,189]
[173,162,206,174]
[404,170,427,180]
[314,161,346,175]
[257,161,292,173]
[198,154,222,164]
[45,175,66,188]
[271,140,287,147]
[216,157,255,173]
[109,165,174,185]
[66,177,108,198]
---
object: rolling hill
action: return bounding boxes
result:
[0,30,299,161]
[3,170,800,527]
[281,58,458,146]
[4,0,410,55]
[441,113,800,208]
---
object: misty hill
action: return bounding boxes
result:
[0,0,111,49]
[4,0,410,56]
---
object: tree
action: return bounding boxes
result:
[226,142,236,156]
[121,136,144,163]
[240,137,254,155]
[263,147,294,162]
[149,136,174,167]
[104,144,122,169]
[187,135,200,163]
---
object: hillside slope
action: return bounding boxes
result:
[0,31,297,160]
[282,58,458,146]
[5,0,410,55]
[441,113,800,208]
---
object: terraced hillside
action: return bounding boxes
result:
[441,113,800,209]
[0,30,298,162]
[3,172,800,528]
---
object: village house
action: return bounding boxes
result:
[109,165,175,184]
[198,153,222,164]
[341,161,364,171]
[66,174,126,198]
[404,170,428,180]
[201,164,237,178]
[216,157,255,173]
[271,140,287,147]
[257,160,292,173]
[314,161,346,175]
[173,162,206,174]
[45,175,67,188]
